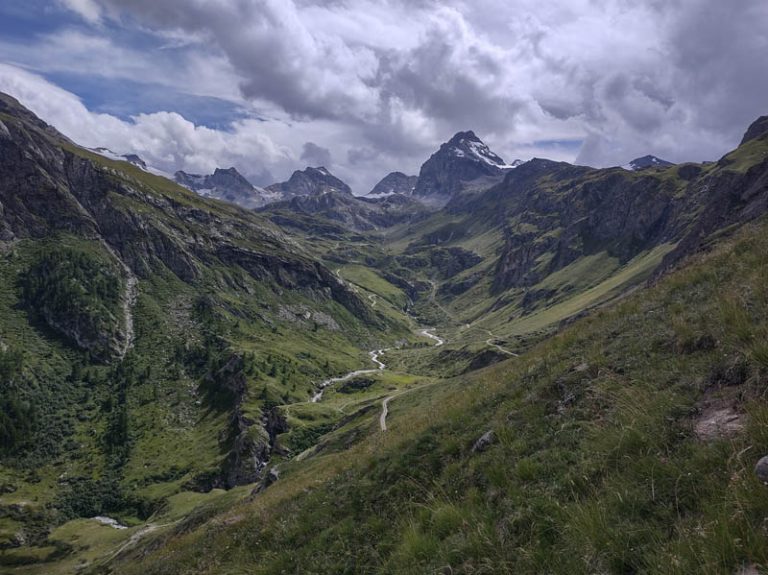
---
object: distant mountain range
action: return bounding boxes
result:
[112,131,682,217]
[174,167,278,209]
[160,131,526,216]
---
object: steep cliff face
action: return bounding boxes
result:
[657,129,768,274]
[740,115,768,145]
[489,126,768,294]
[487,161,681,292]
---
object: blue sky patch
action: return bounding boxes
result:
[45,71,249,129]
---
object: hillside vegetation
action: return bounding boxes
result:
[1,92,768,574]
[105,212,768,575]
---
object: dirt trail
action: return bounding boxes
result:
[483,329,518,356]
[380,395,394,431]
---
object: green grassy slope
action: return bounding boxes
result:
[101,213,768,575]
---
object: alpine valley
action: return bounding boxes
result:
[2,90,768,575]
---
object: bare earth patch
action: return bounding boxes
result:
[694,390,747,441]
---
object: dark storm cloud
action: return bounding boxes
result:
[300,142,333,168]
[666,1,768,136]
[557,0,768,166]
[347,147,379,166]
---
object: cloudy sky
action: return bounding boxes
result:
[0,0,766,193]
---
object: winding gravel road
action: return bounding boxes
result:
[311,349,386,403]
[419,328,445,347]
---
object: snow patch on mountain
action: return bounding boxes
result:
[622,155,675,171]
[91,147,174,179]
[451,137,523,170]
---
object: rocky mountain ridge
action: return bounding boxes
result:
[261,188,429,232]
[174,167,277,209]
[266,166,352,200]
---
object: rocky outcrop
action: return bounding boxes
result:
[471,430,496,453]
[194,354,289,491]
[741,116,768,145]
[368,172,418,197]
[755,456,768,484]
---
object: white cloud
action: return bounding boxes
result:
[0,63,293,184]
[6,0,768,190]
[58,0,102,23]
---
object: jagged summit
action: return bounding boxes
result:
[413,130,523,206]
[622,155,675,171]
[266,166,352,199]
[445,131,521,170]
[175,166,277,209]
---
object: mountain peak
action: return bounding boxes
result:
[213,166,241,176]
[174,167,276,209]
[267,166,352,199]
[622,155,675,171]
[413,131,522,205]
[211,166,253,186]
[448,130,480,144]
[444,131,520,170]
